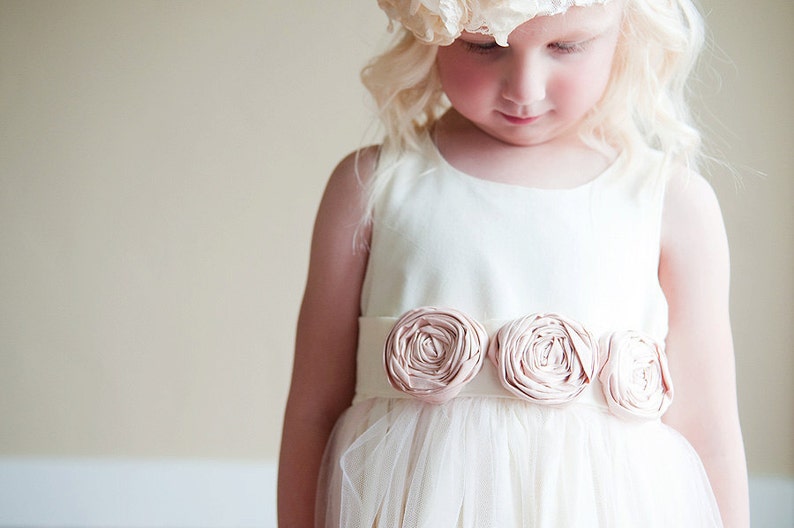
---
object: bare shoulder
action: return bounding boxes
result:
[661,168,728,267]
[325,146,380,198]
[659,167,730,320]
[313,146,380,245]
[662,168,724,232]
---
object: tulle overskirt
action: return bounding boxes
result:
[317,397,722,528]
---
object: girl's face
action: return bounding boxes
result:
[436,2,624,148]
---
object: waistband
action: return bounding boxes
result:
[354,316,611,410]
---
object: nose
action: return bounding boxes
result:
[501,52,547,108]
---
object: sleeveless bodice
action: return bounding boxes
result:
[356,139,669,403]
[361,140,668,336]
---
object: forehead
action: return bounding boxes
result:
[463,1,624,43]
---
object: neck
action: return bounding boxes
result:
[432,110,617,190]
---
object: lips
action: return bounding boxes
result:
[500,112,542,125]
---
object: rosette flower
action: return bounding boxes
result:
[378,0,465,46]
[598,330,674,420]
[384,306,488,404]
[489,313,597,404]
[377,0,611,46]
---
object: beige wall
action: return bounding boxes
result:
[0,1,791,475]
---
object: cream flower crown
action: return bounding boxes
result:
[378,0,612,46]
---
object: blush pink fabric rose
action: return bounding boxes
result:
[489,313,597,405]
[384,307,488,404]
[598,330,674,420]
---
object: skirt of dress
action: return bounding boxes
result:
[316,397,723,528]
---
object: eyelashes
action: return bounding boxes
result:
[548,41,590,54]
[460,40,502,54]
[459,39,592,55]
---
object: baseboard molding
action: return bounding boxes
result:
[0,457,791,527]
[0,458,277,528]
[748,474,794,528]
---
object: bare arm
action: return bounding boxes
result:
[277,149,375,527]
[659,171,750,527]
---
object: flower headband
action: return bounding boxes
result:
[378,0,612,46]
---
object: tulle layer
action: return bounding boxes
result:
[317,397,722,528]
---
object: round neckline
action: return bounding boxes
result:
[425,133,624,194]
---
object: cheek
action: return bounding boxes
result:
[437,52,495,110]
[582,43,620,99]
[554,56,615,113]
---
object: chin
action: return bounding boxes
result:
[492,131,557,148]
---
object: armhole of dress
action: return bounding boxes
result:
[358,143,421,317]
[654,153,674,342]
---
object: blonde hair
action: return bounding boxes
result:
[579,0,705,169]
[359,0,706,219]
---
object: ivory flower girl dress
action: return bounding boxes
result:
[316,136,723,527]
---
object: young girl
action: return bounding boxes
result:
[279,0,749,526]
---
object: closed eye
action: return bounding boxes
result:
[548,40,591,54]
[461,40,501,54]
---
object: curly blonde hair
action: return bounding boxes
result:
[359,0,706,219]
